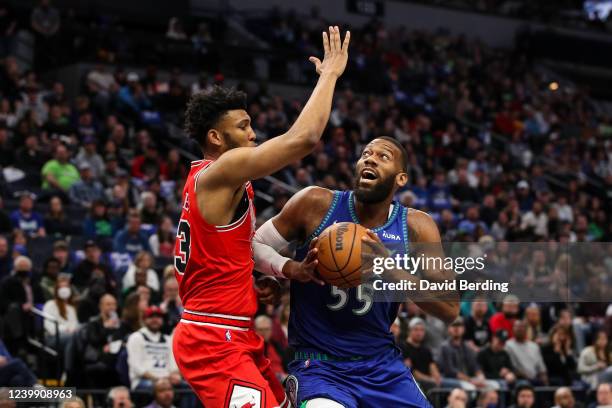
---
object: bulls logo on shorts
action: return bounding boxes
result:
[228,384,262,408]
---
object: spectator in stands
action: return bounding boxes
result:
[578,330,612,389]
[44,195,73,237]
[118,73,151,121]
[73,240,112,293]
[445,388,468,408]
[144,378,176,408]
[590,383,612,408]
[402,317,442,391]
[552,387,581,408]
[0,198,12,236]
[477,329,516,389]
[524,303,547,345]
[131,143,167,181]
[439,317,498,391]
[119,292,142,339]
[490,295,519,338]
[0,2,16,58]
[75,136,104,179]
[39,257,61,301]
[41,144,80,193]
[160,276,181,334]
[42,274,78,349]
[465,297,492,352]
[0,256,43,354]
[520,201,548,237]
[139,191,161,227]
[113,210,151,256]
[107,386,133,408]
[255,315,286,381]
[59,397,86,408]
[0,338,37,386]
[68,162,105,208]
[126,305,181,391]
[509,384,536,408]
[51,240,74,274]
[30,0,60,39]
[83,200,115,246]
[542,325,578,386]
[122,251,160,293]
[166,17,187,41]
[83,293,121,387]
[149,216,174,258]
[10,192,45,237]
[476,390,499,408]
[0,235,12,279]
[505,320,548,385]
[0,125,12,168]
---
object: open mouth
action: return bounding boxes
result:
[361,168,378,181]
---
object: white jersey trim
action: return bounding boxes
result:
[179,319,249,331]
[183,309,251,321]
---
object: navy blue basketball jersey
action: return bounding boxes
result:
[290,190,409,358]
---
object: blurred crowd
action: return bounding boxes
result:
[0,1,612,408]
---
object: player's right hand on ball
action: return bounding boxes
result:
[309,26,350,78]
[282,237,325,285]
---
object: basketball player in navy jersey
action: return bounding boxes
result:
[252,136,459,408]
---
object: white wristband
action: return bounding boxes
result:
[253,219,292,278]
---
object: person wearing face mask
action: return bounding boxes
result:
[42,275,78,349]
[0,256,43,355]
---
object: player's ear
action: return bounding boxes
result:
[396,172,408,188]
[206,129,223,148]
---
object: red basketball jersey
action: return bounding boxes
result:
[174,159,258,318]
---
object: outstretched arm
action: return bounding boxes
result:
[204,27,350,189]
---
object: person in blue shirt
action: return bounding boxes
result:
[0,338,37,386]
[112,209,151,257]
[9,193,45,237]
[253,137,459,408]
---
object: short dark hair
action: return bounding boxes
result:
[514,384,535,401]
[184,86,247,148]
[373,136,409,172]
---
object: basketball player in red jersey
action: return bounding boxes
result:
[172,26,350,408]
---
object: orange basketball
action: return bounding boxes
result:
[316,222,369,288]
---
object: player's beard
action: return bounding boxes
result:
[354,173,396,204]
[222,131,242,150]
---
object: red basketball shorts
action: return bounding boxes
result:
[172,312,287,408]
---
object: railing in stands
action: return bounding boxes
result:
[29,307,62,386]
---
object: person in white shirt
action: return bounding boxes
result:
[122,251,160,293]
[42,275,78,348]
[126,305,181,391]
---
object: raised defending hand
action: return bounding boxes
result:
[309,26,350,78]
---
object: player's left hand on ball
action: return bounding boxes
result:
[255,276,282,305]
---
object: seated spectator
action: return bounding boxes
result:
[122,251,160,293]
[489,295,519,338]
[75,136,104,179]
[439,317,498,391]
[445,388,468,408]
[83,294,121,387]
[476,390,499,408]
[118,292,142,340]
[0,256,43,354]
[0,235,12,279]
[73,240,113,294]
[542,325,578,386]
[51,240,75,274]
[107,386,133,408]
[42,275,78,347]
[0,198,12,235]
[552,387,582,408]
[0,338,37,386]
[578,330,612,389]
[402,317,442,391]
[41,144,80,193]
[118,73,152,120]
[271,302,290,354]
[255,314,286,381]
[508,384,536,408]
[144,378,176,408]
[477,329,516,389]
[60,397,86,408]
[83,200,116,247]
[131,143,167,181]
[40,258,61,301]
[77,273,115,323]
[126,305,181,391]
[505,320,548,385]
[160,276,181,334]
[149,216,174,258]
[10,192,45,238]
[589,382,611,408]
[524,303,547,345]
[113,210,151,256]
[68,162,105,208]
[465,298,492,352]
[44,195,74,237]
[139,191,162,228]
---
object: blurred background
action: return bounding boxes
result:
[0,0,611,407]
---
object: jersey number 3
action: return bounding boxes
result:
[174,219,191,274]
